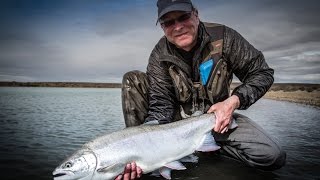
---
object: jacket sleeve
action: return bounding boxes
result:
[144,48,177,124]
[224,26,274,109]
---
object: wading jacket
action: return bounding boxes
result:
[145,22,274,124]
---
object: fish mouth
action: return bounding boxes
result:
[52,170,75,179]
[53,173,66,178]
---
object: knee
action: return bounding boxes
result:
[253,143,286,171]
[264,146,286,170]
[122,70,142,84]
[122,70,147,88]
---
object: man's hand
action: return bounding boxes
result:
[207,95,240,133]
[115,162,142,180]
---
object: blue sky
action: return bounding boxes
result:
[0,0,319,83]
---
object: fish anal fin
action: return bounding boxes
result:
[179,154,199,163]
[196,132,221,152]
[159,167,172,180]
[164,161,186,170]
[159,161,187,179]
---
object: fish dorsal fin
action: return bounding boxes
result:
[196,132,221,152]
[159,167,172,179]
[164,161,186,170]
[179,154,199,163]
[96,163,125,173]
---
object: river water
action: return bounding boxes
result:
[0,87,319,180]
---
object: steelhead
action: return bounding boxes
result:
[53,113,237,180]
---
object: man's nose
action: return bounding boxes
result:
[173,20,184,31]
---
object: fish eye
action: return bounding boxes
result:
[65,162,72,168]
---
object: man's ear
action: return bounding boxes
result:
[193,9,199,19]
[193,8,200,24]
[193,8,199,17]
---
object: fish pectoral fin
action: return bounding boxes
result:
[164,161,186,170]
[196,132,221,152]
[97,163,125,173]
[179,154,199,163]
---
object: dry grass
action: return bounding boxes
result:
[231,83,320,107]
[263,90,320,107]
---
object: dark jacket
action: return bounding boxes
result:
[145,22,274,124]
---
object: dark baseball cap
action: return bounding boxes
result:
[157,0,193,20]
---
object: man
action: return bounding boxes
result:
[117,0,286,179]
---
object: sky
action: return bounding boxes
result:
[0,0,319,83]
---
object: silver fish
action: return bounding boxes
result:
[53,113,237,180]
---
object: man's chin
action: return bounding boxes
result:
[176,41,194,50]
[178,35,195,45]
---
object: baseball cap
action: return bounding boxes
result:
[157,0,193,20]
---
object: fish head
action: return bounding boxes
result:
[53,149,96,180]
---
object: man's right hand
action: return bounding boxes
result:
[115,162,142,180]
[207,95,240,133]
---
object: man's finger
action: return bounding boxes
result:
[137,166,142,178]
[131,162,137,179]
[220,117,232,132]
[214,119,222,132]
[213,116,222,133]
[221,126,228,133]
[115,174,123,180]
[207,105,216,113]
[123,163,131,180]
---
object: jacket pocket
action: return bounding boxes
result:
[206,58,231,103]
[168,65,192,103]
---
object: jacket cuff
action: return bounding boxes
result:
[231,91,246,110]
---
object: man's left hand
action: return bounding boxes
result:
[114,162,142,180]
[207,95,240,133]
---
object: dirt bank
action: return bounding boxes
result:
[263,90,320,107]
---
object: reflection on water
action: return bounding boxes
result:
[0,87,319,180]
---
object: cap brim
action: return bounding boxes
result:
[158,3,192,20]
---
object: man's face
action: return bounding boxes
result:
[160,11,199,51]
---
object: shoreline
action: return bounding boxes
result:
[0,81,121,88]
[1,81,319,107]
[263,90,320,107]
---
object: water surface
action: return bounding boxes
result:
[0,87,319,179]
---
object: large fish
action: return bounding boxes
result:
[53,113,237,180]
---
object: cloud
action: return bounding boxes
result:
[0,0,319,83]
[197,0,320,83]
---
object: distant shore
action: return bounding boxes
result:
[233,83,320,107]
[263,90,320,107]
[1,81,319,107]
[0,81,121,88]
